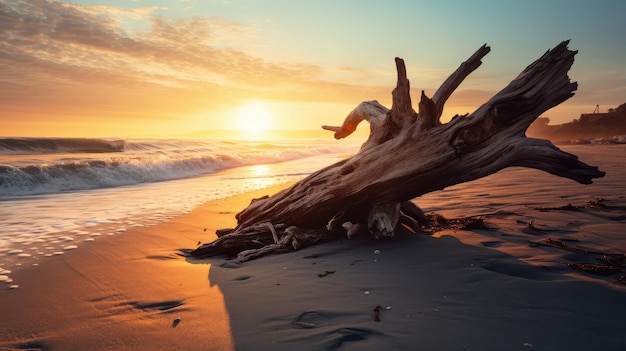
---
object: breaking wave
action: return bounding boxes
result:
[0,137,126,154]
[0,138,357,196]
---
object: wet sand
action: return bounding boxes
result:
[0,187,245,351]
[1,179,625,350]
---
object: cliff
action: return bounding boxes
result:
[527,102,626,143]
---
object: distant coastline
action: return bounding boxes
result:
[527,102,626,144]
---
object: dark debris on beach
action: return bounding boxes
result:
[532,237,625,283]
[534,198,626,212]
[427,198,626,286]
[421,214,492,233]
[527,199,626,284]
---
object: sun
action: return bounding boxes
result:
[234,101,274,138]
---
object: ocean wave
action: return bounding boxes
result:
[0,140,357,196]
[0,155,230,196]
[0,137,125,154]
[0,155,244,196]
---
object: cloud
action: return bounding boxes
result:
[4,0,526,136]
[0,0,387,120]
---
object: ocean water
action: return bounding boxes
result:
[1,138,624,286]
[0,138,361,272]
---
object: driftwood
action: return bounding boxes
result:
[188,41,605,262]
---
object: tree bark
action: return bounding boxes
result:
[188,41,605,262]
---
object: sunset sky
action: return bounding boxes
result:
[1,0,625,138]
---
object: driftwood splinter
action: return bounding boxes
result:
[188,41,605,262]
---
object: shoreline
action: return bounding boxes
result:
[0,183,292,350]
[1,182,625,350]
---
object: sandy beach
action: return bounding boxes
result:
[0,186,244,351]
[1,177,625,350]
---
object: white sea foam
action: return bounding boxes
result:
[0,141,359,273]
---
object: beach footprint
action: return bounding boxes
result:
[289,310,377,350]
[324,327,375,351]
[130,300,185,313]
[291,310,324,329]
[10,340,48,351]
[481,240,502,248]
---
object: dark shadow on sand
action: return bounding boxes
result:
[190,223,626,351]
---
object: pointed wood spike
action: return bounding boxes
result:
[432,44,491,119]
[387,57,417,134]
[390,57,414,117]
[416,90,438,131]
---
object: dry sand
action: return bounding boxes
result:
[1,183,625,351]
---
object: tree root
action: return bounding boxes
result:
[187,209,493,262]
[189,222,337,262]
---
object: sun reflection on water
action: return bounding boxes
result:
[246,164,275,189]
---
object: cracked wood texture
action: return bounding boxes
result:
[189,41,605,261]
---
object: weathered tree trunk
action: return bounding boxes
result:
[188,41,605,262]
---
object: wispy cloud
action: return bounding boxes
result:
[0,0,386,121]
